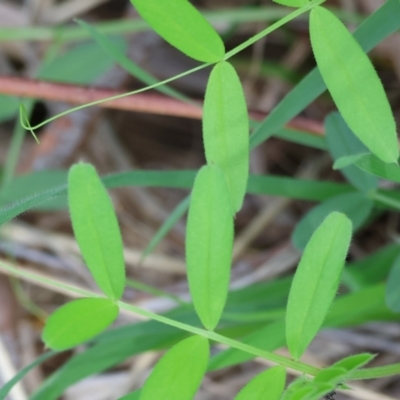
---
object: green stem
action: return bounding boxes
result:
[0,258,317,376]
[369,190,400,211]
[224,0,326,60]
[19,63,210,133]
[2,259,400,380]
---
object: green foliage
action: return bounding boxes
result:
[68,163,126,300]
[273,0,309,7]
[234,366,286,400]
[386,254,400,312]
[2,0,400,398]
[42,298,119,350]
[325,112,378,192]
[310,6,398,163]
[203,61,249,212]
[186,165,233,330]
[292,192,372,250]
[130,0,225,62]
[286,212,352,360]
[138,336,209,400]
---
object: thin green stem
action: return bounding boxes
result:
[125,278,189,307]
[1,259,400,380]
[224,0,326,60]
[0,258,316,376]
[19,63,210,134]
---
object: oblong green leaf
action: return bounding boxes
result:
[386,253,400,312]
[68,163,125,300]
[203,61,249,212]
[42,298,119,350]
[286,212,352,360]
[331,353,374,375]
[292,192,372,250]
[310,6,398,164]
[273,0,309,7]
[234,366,286,400]
[186,165,234,330]
[130,0,224,63]
[139,336,209,400]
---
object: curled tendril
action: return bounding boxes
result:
[19,103,40,144]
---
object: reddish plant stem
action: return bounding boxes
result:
[0,75,324,135]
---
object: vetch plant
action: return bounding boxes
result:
[1,0,400,399]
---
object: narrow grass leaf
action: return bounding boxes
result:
[186,165,234,330]
[77,20,189,102]
[0,351,57,400]
[234,366,286,400]
[139,336,209,400]
[0,170,355,226]
[292,192,372,250]
[354,154,400,182]
[130,0,225,63]
[42,298,119,351]
[68,163,125,300]
[310,7,398,163]
[286,212,352,360]
[325,112,378,192]
[208,320,285,371]
[386,253,400,312]
[141,195,190,261]
[203,61,249,212]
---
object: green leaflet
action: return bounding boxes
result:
[68,163,126,300]
[330,353,374,374]
[353,154,400,182]
[325,112,378,192]
[130,0,224,63]
[186,165,234,330]
[234,366,286,400]
[310,7,398,164]
[203,61,249,213]
[286,212,352,360]
[273,0,309,7]
[386,253,400,312]
[42,298,119,351]
[250,0,400,149]
[292,192,373,250]
[139,336,209,400]
[119,391,140,400]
